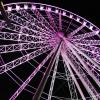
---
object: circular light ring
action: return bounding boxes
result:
[4,2,100,33]
[0,2,99,100]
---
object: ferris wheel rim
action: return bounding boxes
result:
[3,2,100,32]
[0,1,100,100]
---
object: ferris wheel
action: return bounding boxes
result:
[0,2,100,100]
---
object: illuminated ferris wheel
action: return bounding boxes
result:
[0,2,100,100]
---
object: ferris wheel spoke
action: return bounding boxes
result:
[67,42,100,87]
[68,25,84,38]
[0,31,47,43]
[25,54,68,82]
[81,56,100,81]
[94,55,100,64]
[76,44,96,52]
[47,44,61,100]
[32,41,62,100]
[31,8,55,33]
[7,70,53,100]
[68,43,100,65]
[77,47,100,64]
[63,62,78,99]
[0,45,52,75]
[7,61,69,100]
[6,70,51,100]
[80,45,100,55]
[70,42,100,71]
[75,44,100,63]
[30,56,68,82]
[65,18,73,35]
[9,46,57,100]
[0,54,60,100]
[61,51,86,100]
[71,31,99,40]
[46,11,58,32]
[0,42,49,54]
[16,9,53,34]
[0,20,51,38]
[73,39,100,45]
[62,50,100,100]
[6,71,35,95]
[7,12,52,37]
[58,11,62,31]
[16,10,53,37]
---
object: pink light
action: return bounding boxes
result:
[16,5,20,10]
[62,11,66,16]
[24,5,28,9]
[55,9,59,13]
[69,14,73,18]
[32,5,36,10]
[7,6,12,11]
[47,7,51,12]
[57,32,64,39]
[40,6,44,10]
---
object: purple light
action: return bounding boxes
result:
[16,5,20,10]
[7,6,12,11]
[24,5,28,9]
[32,5,36,10]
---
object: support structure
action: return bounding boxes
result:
[61,51,86,100]
[47,45,60,100]
[67,42,100,87]
[9,46,57,100]
[32,42,62,100]
[64,62,78,99]
[0,46,52,74]
[62,49,99,100]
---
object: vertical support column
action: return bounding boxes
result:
[32,42,62,100]
[62,49,99,100]
[69,42,100,71]
[67,42,100,87]
[47,46,60,100]
[61,52,86,100]
[64,62,78,99]
[9,47,57,100]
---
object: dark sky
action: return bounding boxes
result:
[2,0,100,28]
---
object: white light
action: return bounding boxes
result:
[40,6,44,10]
[7,7,12,11]
[76,17,80,22]
[24,5,28,9]
[89,25,93,30]
[32,5,36,10]
[16,5,20,10]
[83,21,87,26]
[47,7,51,12]
[95,30,99,34]
[62,11,66,16]
[69,14,73,18]
[55,9,59,13]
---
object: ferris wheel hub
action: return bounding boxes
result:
[57,32,64,38]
